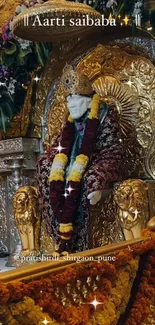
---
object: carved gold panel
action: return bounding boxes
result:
[46,43,155,179]
[5,71,35,138]
[47,85,68,147]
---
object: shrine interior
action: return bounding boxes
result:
[0,1,155,324]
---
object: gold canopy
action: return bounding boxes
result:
[13,0,101,42]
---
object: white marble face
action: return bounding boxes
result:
[66,94,92,119]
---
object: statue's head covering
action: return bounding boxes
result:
[61,64,93,96]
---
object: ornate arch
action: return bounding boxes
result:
[45,43,155,179]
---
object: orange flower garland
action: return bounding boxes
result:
[0,231,155,325]
[125,251,155,325]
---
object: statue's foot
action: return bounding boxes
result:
[58,239,71,255]
[52,251,60,257]
[27,250,40,257]
[20,249,30,257]
[51,240,72,257]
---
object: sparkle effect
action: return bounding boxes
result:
[54,142,66,153]
[123,15,130,25]
[63,185,74,198]
[67,185,74,193]
[63,192,69,198]
[84,296,104,310]
[41,317,51,325]
[33,75,41,83]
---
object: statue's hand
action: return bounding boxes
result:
[87,191,102,205]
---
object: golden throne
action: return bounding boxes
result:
[13,38,155,255]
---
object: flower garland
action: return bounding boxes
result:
[86,258,139,325]
[125,252,155,325]
[0,231,155,325]
[0,7,51,134]
[49,94,101,244]
[0,259,139,325]
[0,296,58,325]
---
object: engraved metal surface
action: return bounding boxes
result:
[0,176,8,254]
[92,75,139,137]
[44,44,155,179]
[13,186,41,256]
[40,218,56,255]
[0,138,40,172]
[0,240,8,256]
[32,38,81,138]
[76,44,155,179]
[0,138,40,255]
[32,35,155,140]
[29,38,155,250]
[35,42,155,248]
[5,72,36,138]
[113,37,155,63]
[0,138,39,155]
[114,179,148,230]
[0,174,32,255]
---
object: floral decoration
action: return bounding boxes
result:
[0,231,155,325]
[49,94,101,244]
[0,0,51,134]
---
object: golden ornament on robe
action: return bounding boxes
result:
[13,0,101,41]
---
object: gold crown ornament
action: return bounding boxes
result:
[61,64,93,96]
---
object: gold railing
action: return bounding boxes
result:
[0,237,149,284]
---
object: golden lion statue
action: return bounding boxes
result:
[13,186,41,256]
[114,179,148,240]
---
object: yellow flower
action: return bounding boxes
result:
[68,155,89,182]
[76,154,89,167]
[68,114,73,122]
[49,169,65,182]
[68,170,81,182]
[54,153,68,165]
[88,94,100,120]
[60,223,73,233]
[60,235,71,240]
